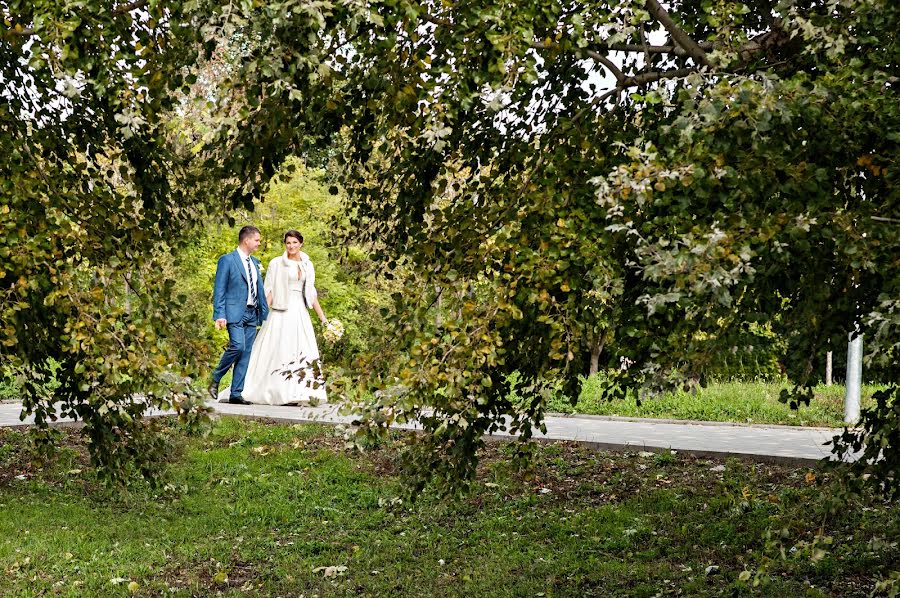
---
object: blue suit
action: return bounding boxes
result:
[211,250,269,399]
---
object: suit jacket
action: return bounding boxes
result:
[212,250,269,325]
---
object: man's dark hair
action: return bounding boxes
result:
[283,230,304,244]
[238,225,261,243]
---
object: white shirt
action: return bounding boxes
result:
[236,247,257,306]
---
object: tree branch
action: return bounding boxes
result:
[644,0,709,66]
[621,67,698,87]
[571,87,621,124]
[530,38,701,91]
[585,50,623,83]
[639,24,651,69]
[421,12,452,28]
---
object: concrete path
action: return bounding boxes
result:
[0,401,847,466]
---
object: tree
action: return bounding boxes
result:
[278,0,896,495]
[3,0,897,495]
[0,0,220,482]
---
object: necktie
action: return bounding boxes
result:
[245,256,257,305]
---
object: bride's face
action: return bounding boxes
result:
[285,237,302,256]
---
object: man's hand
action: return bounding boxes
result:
[215,318,227,330]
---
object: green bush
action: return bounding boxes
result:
[0,358,63,403]
[0,372,18,401]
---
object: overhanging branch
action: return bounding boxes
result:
[644,0,709,66]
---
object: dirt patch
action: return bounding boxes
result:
[0,426,90,486]
[468,439,814,507]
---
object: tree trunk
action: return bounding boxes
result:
[589,336,606,377]
[825,351,833,386]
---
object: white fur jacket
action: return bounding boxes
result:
[264,251,317,311]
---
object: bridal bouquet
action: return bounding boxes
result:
[323,319,344,343]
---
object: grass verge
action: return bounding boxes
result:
[547,378,885,428]
[1,417,897,596]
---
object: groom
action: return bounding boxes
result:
[208,225,269,404]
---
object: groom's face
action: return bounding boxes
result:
[243,232,261,254]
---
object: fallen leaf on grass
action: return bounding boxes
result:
[313,565,348,578]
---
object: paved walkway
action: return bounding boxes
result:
[0,401,847,465]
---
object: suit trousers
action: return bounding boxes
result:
[212,306,259,398]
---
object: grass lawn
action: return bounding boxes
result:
[1,417,897,596]
[547,378,884,428]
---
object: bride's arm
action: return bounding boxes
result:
[264,258,277,307]
[311,297,327,325]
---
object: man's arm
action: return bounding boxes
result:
[212,255,228,328]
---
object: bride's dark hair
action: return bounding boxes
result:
[283,230,304,244]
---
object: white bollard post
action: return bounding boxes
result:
[844,332,863,425]
[825,351,833,386]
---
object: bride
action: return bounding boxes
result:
[221,230,329,405]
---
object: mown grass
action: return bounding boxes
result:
[546,377,885,428]
[1,417,898,596]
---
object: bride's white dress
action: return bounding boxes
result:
[220,262,326,405]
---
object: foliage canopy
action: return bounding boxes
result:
[2,0,897,493]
